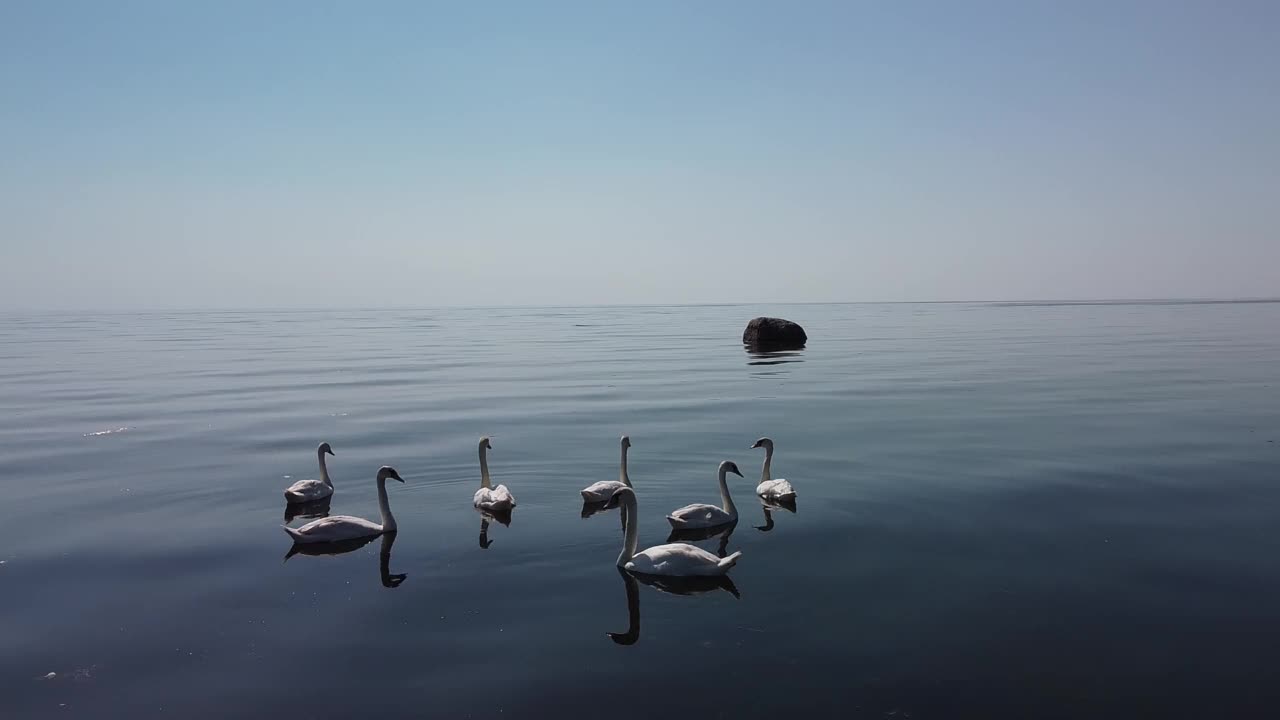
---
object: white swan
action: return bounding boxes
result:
[473,437,516,513]
[284,442,336,503]
[581,435,633,502]
[283,466,403,544]
[751,437,796,500]
[666,460,745,530]
[614,487,740,576]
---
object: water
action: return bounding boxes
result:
[2,302,1279,718]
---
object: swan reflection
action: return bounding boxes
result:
[668,521,737,558]
[633,571,740,599]
[581,494,627,532]
[580,495,617,518]
[284,532,406,589]
[284,533,378,560]
[284,496,332,523]
[378,532,406,588]
[606,566,740,646]
[755,496,797,532]
[476,505,512,550]
[608,569,640,646]
[756,507,776,532]
[477,504,513,527]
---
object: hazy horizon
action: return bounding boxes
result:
[4,2,1277,311]
[6,296,1280,316]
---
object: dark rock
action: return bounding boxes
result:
[742,317,807,348]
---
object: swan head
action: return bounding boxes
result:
[480,436,493,451]
[720,460,744,478]
[621,435,631,449]
[318,442,335,456]
[750,437,773,451]
[377,466,404,483]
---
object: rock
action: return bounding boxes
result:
[742,317,807,348]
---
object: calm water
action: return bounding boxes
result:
[2,302,1279,718]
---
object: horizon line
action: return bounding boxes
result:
[3,296,1279,315]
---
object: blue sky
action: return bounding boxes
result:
[2,1,1277,309]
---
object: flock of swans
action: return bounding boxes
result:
[281,434,797,582]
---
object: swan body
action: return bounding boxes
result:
[581,435,633,502]
[581,481,625,504]
[284,466,403,544]
[474,437,516,513]
[285,442,336,503]
[614,487,740,576]
[752,437,797,501]
[474,484,516,511]
[757,478,796,499]
[628,544,741,576]
[666,461,745,529]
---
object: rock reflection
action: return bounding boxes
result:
[744,345,805,367]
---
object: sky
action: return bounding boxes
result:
[2,1,1277,310]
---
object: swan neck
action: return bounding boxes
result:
[617,492,639,566]
[761,447,773,483]
[376,477,396,532]
[619,443,631,487]
[318,448,332,487]
[718,467,738,517]
[479,445,492,489]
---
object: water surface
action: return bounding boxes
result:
[2,303,1279,718]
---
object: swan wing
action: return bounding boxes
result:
[474,485,516,510]
[287,515,381,543]
[667,503,733,528]
[756,479,796,499]
[581,480,625,501]
[285,479,332,502]
[628,543,729,576]
[491,484,516,506]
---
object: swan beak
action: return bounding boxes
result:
[731,468,744,477]
[327,449,335,456]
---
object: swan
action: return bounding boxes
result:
[581,435,633,502]
[283,466,403,544]
[666,460,745,530]
[612,487,740,576]
[473,437,516,513]
[751,437,796,501]
[284,442,336,503]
